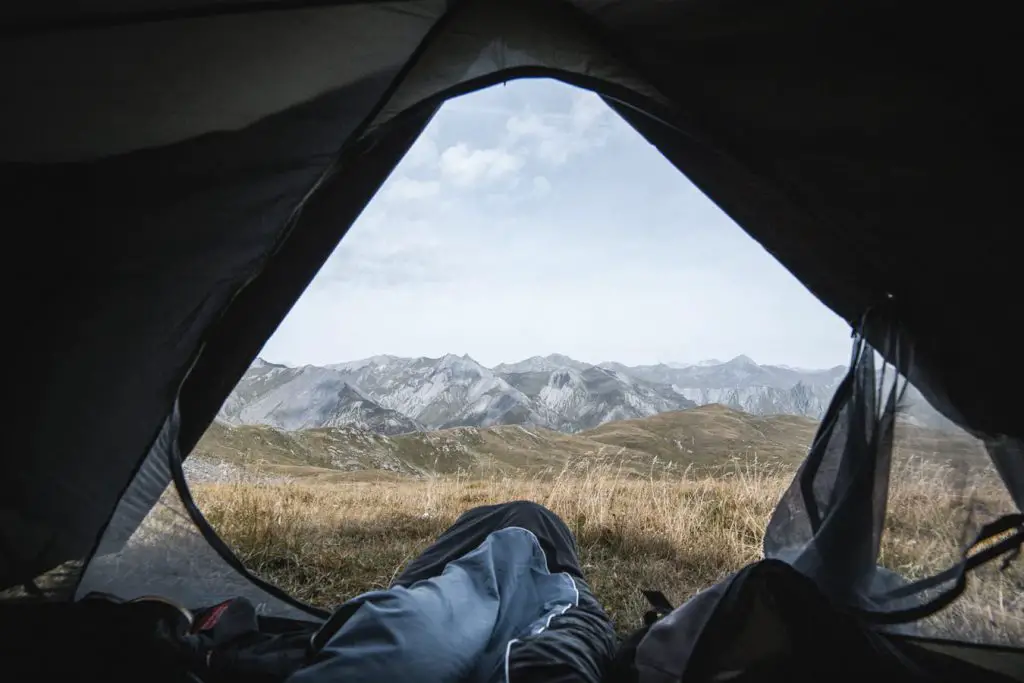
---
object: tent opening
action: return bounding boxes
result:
[3,3,1022,680]
[58,79,1022,648]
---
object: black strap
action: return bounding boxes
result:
[308,601,366,654]
[641,589,675,626]
[858,513,1024,625]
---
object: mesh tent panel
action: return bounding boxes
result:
[765,318,1023,646]
[75,407,323,622]
[885,422,1022,644]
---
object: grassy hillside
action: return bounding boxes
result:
[194,421,338,468]
[193,420,649,478]
[579,404,819,468]
[193,404,991,481]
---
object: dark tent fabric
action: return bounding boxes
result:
[1,0,1021,654]
[631,324,1023,679]
[763,319,1022,641]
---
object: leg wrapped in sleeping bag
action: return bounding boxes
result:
[291,501,616,683]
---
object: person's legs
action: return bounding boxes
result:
[300,501,616,683]
[393,500,583,587]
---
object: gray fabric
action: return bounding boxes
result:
[288,526,580,683]
[367,0,668,132]
[634,582,731,683]
[763,330,917,612]
[1,78,391,589]
[75,404,313,619]
[0,1,444,162]
[984,436,1024,511]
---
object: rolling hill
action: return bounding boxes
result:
[192,404,989,481]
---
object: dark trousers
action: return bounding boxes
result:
[393,500,584,586]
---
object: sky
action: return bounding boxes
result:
[260,79,853,370]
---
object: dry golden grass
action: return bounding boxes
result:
[193,456,1022,645]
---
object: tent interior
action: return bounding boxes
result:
[1,0,1021,680]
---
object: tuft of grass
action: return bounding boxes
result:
[193,456,1021,645]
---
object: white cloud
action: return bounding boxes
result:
[506,91,611,165]
[438,143,524,187]
[505,112,557,141]
[401,133,439,169]
[570,91,606,130]
[381,176,441,202]
[395,91,609,198]
[532,175,552,197]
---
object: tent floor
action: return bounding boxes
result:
[1,598,1022,682]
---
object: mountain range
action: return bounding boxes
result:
[217,353,857,435]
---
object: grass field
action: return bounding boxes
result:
[193,454,1022,645]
